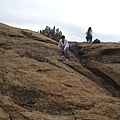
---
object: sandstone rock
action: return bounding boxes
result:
[0,22,120,120]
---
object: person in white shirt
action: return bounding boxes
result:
[58,35,69,61]
[85,27,93,43]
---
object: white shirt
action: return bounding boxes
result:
[58,39,69,50]
[85,30,93,36]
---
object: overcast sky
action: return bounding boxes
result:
[0,0,120,42]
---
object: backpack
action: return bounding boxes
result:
[92,39,101,43]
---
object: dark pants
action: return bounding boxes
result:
[61,46,65,56]
[61,46,69,60]
[86,35,92,42]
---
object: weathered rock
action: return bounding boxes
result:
[70,42,120,96]
[0,22,120,120]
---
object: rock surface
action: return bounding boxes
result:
[0,23,120,120]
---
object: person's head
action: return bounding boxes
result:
[61,35,65,40]
[88,27,92,30]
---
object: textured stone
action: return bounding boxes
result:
[0,22,120,120]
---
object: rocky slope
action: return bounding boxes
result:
[0,23,120,120]
[70,42,120,97]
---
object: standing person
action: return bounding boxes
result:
[85,27,93,43]
[58,35,69,61]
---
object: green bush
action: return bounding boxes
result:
[39,26,62,42]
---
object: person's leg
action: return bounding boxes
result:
[86,36,89,42]
[65,47,69,60]
[90,36,92,42]
[61,46,65,57]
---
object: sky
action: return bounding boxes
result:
[0,0,120,42]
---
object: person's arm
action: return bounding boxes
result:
[64,39,69,50]
[90,31,93,36]
[58,39,61,49]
